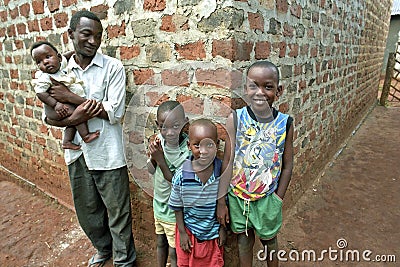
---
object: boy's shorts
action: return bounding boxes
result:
[154,217,176,248]
[175,225,224,267]
[228,191,283,240]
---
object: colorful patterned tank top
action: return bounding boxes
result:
[231,107,289,201]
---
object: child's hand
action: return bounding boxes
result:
[148,137,164,163]
[217,201,230,228]
[54,102,70,118]
[179,232,192,253]
[218,226,227,247]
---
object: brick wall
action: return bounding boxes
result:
[0,0,392,264]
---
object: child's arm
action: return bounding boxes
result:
[37,92,70,118]
[275,123,294,199]
[175,210,192,253]
[217,112,235,227]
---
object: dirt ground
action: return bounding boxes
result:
[1,104,399,267]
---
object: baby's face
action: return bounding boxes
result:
[156,109,187,147]
[32,44,61,74]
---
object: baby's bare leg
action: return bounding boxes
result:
[62,126,81,150]
[75,122,100,143]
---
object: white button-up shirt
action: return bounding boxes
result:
[64,52,127,170]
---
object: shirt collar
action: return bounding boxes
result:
[68,52,103,70]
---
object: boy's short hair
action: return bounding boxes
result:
[70,10,101,30]
[30,41,59,57]
[247,60,280,83]
[157,100,185,117]
[189,118,217,137]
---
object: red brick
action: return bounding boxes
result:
[28,20,40,32]
[40,17,53,31]
[32,0,45,14]
[15,40,24,50]
[143,0,166,11]
[24,108,33,118]
[62,0,78,7]
[133,69,155,85]
[0,28,5,38]
[48,0,60,12]
[161,70,189,86]
[7,25,16,37]
[10,7,18,19]
[175,41,206,60]
[19,3,30,17]
[195,68,242,90]
[54,13,68,28]
[90,5,109,20]
[255,41,271,59]
[210,96,232,118]
[0,10,7,22]
[120,45,140,60]
[288,43,299,57]
[160,15,175,32]
[283,23,294,37]
[107,21,126,38]
[176,95,204,115]
[276,0,288,13]
[10,69,18,79]
[212,39,252,62]
[50,128,62,139]
[290,4,302,18]
[16,23,27,35]
[145,92,170,107]
[248,12,264,32]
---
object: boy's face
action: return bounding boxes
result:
[245,66,283,113]
[188,124,218,168]
[156,109,187,147]
[31,44,62,74]
[68,17,103,58]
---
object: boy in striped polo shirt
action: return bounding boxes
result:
[169,119,226,267]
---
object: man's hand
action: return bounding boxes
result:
[48,77,73,103]
[67,99,102,125]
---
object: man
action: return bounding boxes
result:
[46,10,137,267]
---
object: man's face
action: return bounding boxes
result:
[68,17,103,57]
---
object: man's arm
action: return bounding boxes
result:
[275,122,294,199]
[46,99,102,127]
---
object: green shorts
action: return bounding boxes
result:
[228,191,283,240]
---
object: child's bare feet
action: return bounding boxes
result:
[82,130,100,143]
[62,141,81,150]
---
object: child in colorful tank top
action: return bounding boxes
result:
[218,60,294,267]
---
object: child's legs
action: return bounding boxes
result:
[237,231,255,267]
[261,236,279,267]
[155,218,177,267]
[62,126,81,150]
[156,234,169,267]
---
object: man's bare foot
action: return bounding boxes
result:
[62,141,81,150]
[82,130,100,143]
